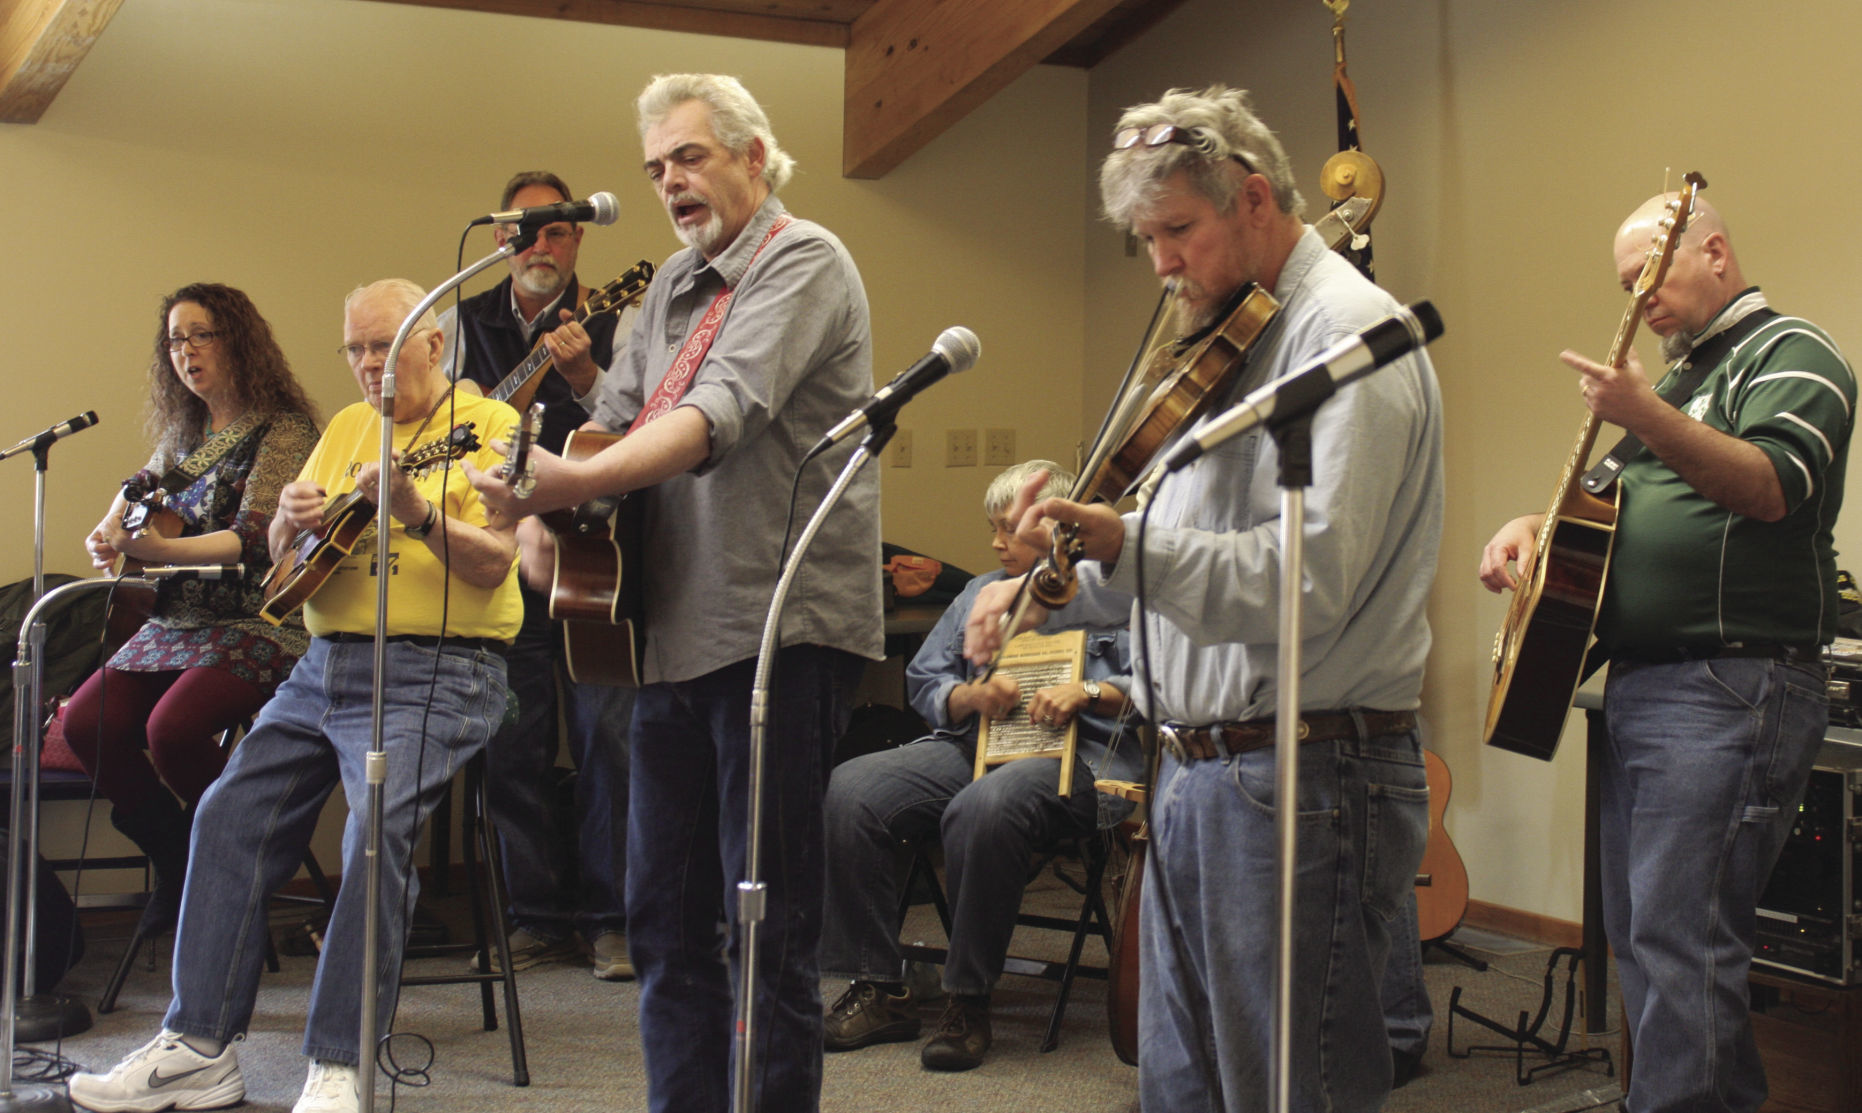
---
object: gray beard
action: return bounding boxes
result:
[1660,330,1692,364]
[515,264,566,301]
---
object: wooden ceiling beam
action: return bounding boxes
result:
[842,0,1123,179]
[0,0,124,124]
[350,0,851,49]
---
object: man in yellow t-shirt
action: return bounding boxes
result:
[71,279,522,1113]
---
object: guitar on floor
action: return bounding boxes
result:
[103,484,183,656]
[1484,172,1705,761]
[541,428,645,687]
[258,423,481,625]
[1415,749,1470,942]
[477,263,654,415]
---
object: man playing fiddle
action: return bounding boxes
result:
[966,85,1444,1111]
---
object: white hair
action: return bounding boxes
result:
[984,459,1074,517]
[1100,85,1305,227]
[636,73,795,192]
[343,278,438,334]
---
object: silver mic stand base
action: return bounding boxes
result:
[0,1082,72,1110]
[12,996,89,1044]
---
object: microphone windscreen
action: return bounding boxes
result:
[933,326,981,374]
[587,192,620,226]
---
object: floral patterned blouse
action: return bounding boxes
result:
[110,411,318,691]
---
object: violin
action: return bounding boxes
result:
[1010,147,1387,623]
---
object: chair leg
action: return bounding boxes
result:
[458,784,498,1032]
[97,923,153,1014]
[1041,839,1110,1053]
[471,762,530,1087]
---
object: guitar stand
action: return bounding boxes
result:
[1427,936,1490,972]
[1446,946,1613,1085]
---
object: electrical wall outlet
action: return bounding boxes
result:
[946,428,977,467]
[984,427,1016,466]
[889,428,913,467]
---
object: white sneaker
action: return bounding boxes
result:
[67,1029,243,1112]
[292,1060,360,1113]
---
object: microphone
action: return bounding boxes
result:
[0,411,99,461]
[469,192,620,229]
[1161,300,1442,473]
[134,563,245,582]
[814,327,982,452]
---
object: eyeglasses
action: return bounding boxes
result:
[1112,123,1257,175]
[496,225,578,246]
[166,330,220,352]
[338,328,434,363]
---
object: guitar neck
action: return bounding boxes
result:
[487,301,597,405]
[1539,273,1662,533]
[489,342,556,405]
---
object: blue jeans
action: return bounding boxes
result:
[1382,889,1431,1059]
[626,646,862,1113]
[485,584,633,942]
[1138,728,1429,1113]
[1602,657,1826,1113]
[164,638,507,1065]
[821,735,1105,995]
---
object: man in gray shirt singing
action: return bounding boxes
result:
[469,73,881,1113]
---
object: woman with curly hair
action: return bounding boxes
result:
[66,282,320,936]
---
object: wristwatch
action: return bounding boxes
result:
[1082,679,1102,707]
[403,500,439,540]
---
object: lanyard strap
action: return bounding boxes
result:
[629,216,792,433]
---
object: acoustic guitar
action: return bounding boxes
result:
[1484,173,1704,760]
[258,423,482,625]
[1414,749,1470,943]
[479,263,654,415]
[541,428,645,687]
[103,488,182,657]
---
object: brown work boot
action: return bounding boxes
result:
[920,993,991,1071]
[824,980,920,1051]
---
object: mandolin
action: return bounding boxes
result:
[1484,173,1705,760]
[258,423,482,625]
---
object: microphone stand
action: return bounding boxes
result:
[358,237,524,1113]
[5,426,94,1059]
[731,424,890,1113]
[1267,416,1311,1113]
[2,579,123,1111]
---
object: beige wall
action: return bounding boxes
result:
[1089,0,1862,923]
[0,0,1089,590]
[0,0,1087,868]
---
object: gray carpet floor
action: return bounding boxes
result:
[22,877,1623,1112]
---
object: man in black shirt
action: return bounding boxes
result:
[440,170,636,981]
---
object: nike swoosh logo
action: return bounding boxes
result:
[149,1064,212,1088]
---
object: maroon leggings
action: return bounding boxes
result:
[61,666,269,814]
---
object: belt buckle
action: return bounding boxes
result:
[1159,724,1189,763]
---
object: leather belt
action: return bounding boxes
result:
[1613,643,1823,666]
[323,632,506,657]
[1158,709,1417,763]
